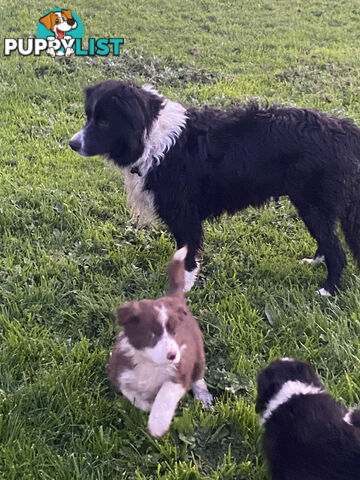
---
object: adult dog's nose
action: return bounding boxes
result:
[69,130,83,153]
[69,138,81,152]
[67,18,76,26]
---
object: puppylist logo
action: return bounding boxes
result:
[4,8,124,57]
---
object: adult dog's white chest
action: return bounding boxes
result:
[121,87,187,225]
[122,169,157,225]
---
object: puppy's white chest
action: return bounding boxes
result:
[118,360,176,411]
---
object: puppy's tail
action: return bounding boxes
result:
[167,246,187,296]
[341,186,360,268]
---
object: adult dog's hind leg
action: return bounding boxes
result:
[300,245,325,265]
[295,205,346,295]
[172,222,203,292]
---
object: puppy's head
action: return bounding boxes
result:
[70,81,164,166]
[117,299,187,365]
[255,358,324,415]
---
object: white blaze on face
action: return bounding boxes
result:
[143,305,180,365]
[70,129,90,156]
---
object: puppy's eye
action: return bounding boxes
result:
[150,332,156,339]
[97,119,110,129]
[173,330,177,335]
[55,18,60,23]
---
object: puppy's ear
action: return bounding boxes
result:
[117,302,140,325]
[39,12,56,31]
[176,305,188,321]
[255,369,281,414]
[297,361,324,389]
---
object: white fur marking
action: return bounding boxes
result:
[70,129,85,154]
[192,378,213,405]
[300,255,325,265]
[261,380,325,425]
[148,381,186,437]
[317,288,332,297]
[116,333,177,410]
[143,305,181,364]
[156,305,168,327]
[122,87,187,225]
[173,246,188,262]
[343,408,354,426]
[281,357,295,362]
[184,264,200,292]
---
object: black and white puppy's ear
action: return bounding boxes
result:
[255,367,283,414]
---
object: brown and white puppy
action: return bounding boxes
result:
[107,246,213,437]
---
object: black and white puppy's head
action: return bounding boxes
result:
[256,358,325,423]
[69,81,164,166]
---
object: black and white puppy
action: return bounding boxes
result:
[256,358,360,480]
[70,81,360,295]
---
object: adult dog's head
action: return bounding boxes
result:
[70,81,164,166]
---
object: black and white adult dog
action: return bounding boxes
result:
[70,81,360,295]
[256,358,360,480]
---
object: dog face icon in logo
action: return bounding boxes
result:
[38,9,83,57]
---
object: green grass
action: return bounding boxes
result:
[1,0,360,478]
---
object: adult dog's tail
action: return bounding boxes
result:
[167,246,187,296]
[341,184,360,268]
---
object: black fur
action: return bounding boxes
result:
[70,81,360,294]
[256,359,360,480]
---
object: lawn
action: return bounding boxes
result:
[1,0,360,478]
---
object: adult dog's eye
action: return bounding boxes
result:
[97,119,110,129]
[150,332,156,339]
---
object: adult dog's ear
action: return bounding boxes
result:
[117,302,140,325]
[84,85,97,101]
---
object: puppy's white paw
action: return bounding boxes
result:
[148,416,170,438]
[317,288,332,297]
[192,379,213,405]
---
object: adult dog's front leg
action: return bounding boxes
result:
[148,381,186,437]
